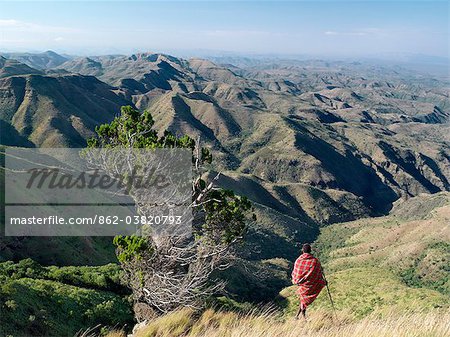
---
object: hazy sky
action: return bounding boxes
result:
[0,1,448,57]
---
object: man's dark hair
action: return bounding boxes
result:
[302,243,312,253]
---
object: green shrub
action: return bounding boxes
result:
[0,260,134,336]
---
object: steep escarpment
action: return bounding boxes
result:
[1,53,449,272]
[0,68,131,147]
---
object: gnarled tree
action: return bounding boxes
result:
[86,106,254,318]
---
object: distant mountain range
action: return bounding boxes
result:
[1,50,70,70]
[1,51,449,292]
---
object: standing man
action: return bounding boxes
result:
[291,243,326,319]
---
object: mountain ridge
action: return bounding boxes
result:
[1,52,449,272]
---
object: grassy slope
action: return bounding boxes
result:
[128,308,450,337]
[115,193,450,337]
[0,259,133,337]
[280,267,447,319]
[280,192,450,318]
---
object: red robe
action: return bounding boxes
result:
[291,253,326,309]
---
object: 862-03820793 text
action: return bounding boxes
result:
[8,214,183,226]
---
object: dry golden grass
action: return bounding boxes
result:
[104,331,126,337]
[118,307,450,337]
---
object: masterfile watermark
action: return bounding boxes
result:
[5,148,192,236]
[25,166,171,195]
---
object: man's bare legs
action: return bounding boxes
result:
[295,303,306,320]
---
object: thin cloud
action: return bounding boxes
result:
[0,19,22,27]
[0,18,77,33]
[324,28,384,37]
[203,30,277,38]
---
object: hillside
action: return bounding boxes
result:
[280,192,450,318]
[121,193,450,336]
[0,260,133,336]
[0,51,449,336]
[1,51,69,70]
[1,51,449,301]
[125,308,450,337]
[0,57,43,79]
[1,194,448,336]
[2,52,448,216]
[125,193,450,336]
[0,64,131,147]
[56,52,450,217]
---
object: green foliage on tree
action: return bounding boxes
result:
[87,106,254,315]
[87,105,196,150]
[113,235,150,264]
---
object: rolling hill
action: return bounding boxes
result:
[281,192,450,318]
[56,52,450,216]
[0,62,131,147]
[1,51,69,70]
[115,192,450,336]
[1,50,449,300]
[0,50,449,336]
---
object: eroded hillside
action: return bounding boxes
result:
[1,53,449,296]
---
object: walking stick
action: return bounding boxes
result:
[321,268,337,322]
[295,302,303,320]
